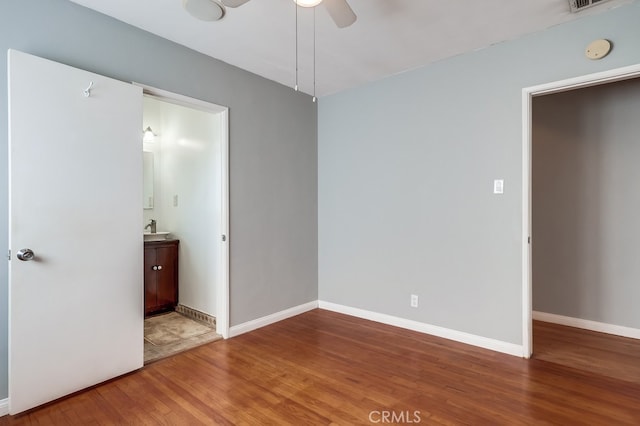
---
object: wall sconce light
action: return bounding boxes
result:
[143,126,157,143]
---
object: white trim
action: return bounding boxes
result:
[523,64,640,98]
[0,398,8,417]
[522,88,533,359]
[217,108,230,339]
[134,83,231,339]
[319,301,524,357]
[228,301,319,338]
[533,311,640,340]
[522,63,640,358]
[133,83,227,114]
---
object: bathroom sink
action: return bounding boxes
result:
[144,231,171,241]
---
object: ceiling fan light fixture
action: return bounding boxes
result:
[183,0,226,21]
[294,0,323,7]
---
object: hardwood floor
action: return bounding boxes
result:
[2,310,640,425]
[533,320,640,385]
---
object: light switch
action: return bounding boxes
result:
[493,179,504,194]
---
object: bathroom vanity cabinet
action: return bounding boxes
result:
[144,239,179,316]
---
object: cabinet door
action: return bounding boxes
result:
[156,246,178,309]
[144,247,157,314]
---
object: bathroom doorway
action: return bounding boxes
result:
[140,86,229,362]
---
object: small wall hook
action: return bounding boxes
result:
[83,81,94,98]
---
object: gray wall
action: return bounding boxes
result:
[0,0,318,399]
[532,79,640,328]
[318,2,640,345]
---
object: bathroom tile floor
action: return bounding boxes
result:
[144,311,222,364]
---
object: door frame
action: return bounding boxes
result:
[521,63,640,358]
[135,83,230,339]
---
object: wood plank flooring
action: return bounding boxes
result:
[533,320,640,385]
[2,310,640,425]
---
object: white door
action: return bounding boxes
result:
[7,50,144,414]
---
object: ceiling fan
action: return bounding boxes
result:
[183,0,357,28]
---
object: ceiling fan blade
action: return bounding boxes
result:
[323,0,357,28]
[221,0,251,7]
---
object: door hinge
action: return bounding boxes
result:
[7,249,11,260]
[222,234,227,242]
[528,236,531,244]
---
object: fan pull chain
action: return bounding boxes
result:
[313,7,317,103]
[295,3,299,92]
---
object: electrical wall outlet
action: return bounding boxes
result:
[410,294,419,308]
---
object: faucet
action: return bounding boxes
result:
[145,219,157,234]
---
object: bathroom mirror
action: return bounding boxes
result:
[143,151,154,209]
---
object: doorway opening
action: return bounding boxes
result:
[139,86,230,362]
[522,64,640,363]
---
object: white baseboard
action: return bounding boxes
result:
[533,311,640,339]
[0,398,8,416]
[319,301,524,357]
[229,301,319,338]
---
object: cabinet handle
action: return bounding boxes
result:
[157,265,163,270]
[152,266,158,271]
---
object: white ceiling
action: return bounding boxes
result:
[69,0,635,97]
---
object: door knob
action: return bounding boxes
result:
[17,248,35,261]
[152,266,158,271]
[157,265,163,270]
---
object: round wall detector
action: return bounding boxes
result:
[585,39,611,60]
